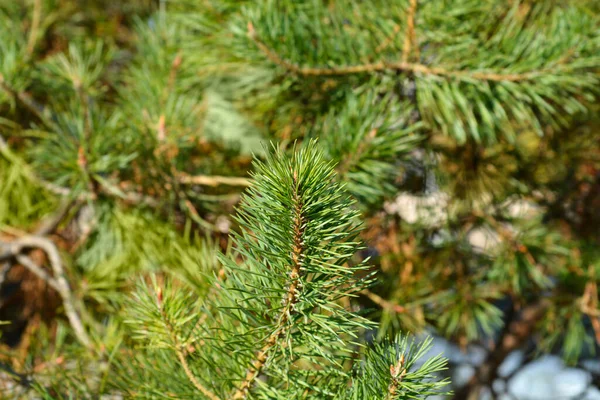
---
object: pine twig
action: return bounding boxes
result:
[374,24,401,55]
[35,198,81,236]
[401,0,419,63]
[231,169,304,399]
[26,0,42,56]
[178,173,251,187]
[580,270,600,345]
[175,346,220,400]
[247,22,544,82]
[363,289,406,314]
[156,288,221,400]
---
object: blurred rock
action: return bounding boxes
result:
[508,355,590,399]
[498,350,524,378]
[453,364,475,388]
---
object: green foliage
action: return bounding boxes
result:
[227,0,599,143]
[0,0,598,398]
[0,152,57,228]
[317,90,423,207]
[342,336,450,399]
[117,143,450,398]
[76,206,221,309]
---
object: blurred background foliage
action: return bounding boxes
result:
[0,0,599,398]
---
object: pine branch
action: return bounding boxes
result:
[25,0,42,57]
[401,0,418,63]
[246,22,543,82]
[386,353,406,399]
[363,289,406,314]
[344,335,450,398]
[155,288,221,400]
[231,168,304,399]
[178,173,251,187]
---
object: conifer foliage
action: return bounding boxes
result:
[0,0,599,399]
[119,142,450,398]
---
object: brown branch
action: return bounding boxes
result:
[581,270,600,345]
[363,289,406,314]
[175,346,220,400]
[247,23,541,82]
[178,173,251,187]
[35,198,80,236]
[2,236,92,348]
[402,0,419,63]
[374,24,402,56]
[231,168,304,399]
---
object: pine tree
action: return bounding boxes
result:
[0,0,598,399]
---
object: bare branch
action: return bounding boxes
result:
[401,0,419,63]
[363,289,406,314]
[14,254,61,293]
[35,199,80,236]
[0,236,92,348]
[178,173,251,187]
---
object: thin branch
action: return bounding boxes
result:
[0,236,92,348]
[26,0,42,56]
[35,198,80,236]
[0,77,48,126]
[2,127,244,214]
[175,346,220,400]
[231,169,304,400]
[167,53,183,93]
[363,289,406,314]
[95,178,160,207]
[247,23,544,82]
[581,270,600,345]
[178,173,251,187]
[156,289,221,400]
[374,24,401,55]
[13,254,59,292]
[0,132,74,202]
[402,0,419,63]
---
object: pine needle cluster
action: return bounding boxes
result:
[0,0,598,398]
